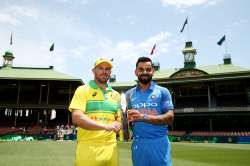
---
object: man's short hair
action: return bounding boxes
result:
[136,56,153,67]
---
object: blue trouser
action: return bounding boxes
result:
[131,136,172,166]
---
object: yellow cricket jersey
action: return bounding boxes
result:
[69,80,121,144]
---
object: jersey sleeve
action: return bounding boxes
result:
[160,87,174,113]
[68,86,87,113]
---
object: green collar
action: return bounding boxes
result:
[89,80,112,91]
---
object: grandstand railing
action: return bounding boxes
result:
[168,131,250,137]
[0,104,67,109]
[175,106,250,113]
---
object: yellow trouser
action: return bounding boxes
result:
[75,141,118,166]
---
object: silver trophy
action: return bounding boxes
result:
[120,93,129,141]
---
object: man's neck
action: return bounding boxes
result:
[94,80,107,90]
[138,81,151,91]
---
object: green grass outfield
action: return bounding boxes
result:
[0,141,250,166]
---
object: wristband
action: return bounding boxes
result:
[143,114,149,120]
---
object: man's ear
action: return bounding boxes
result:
[152,68,155,75]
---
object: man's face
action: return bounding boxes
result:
[135,61,154,84]
[93,63,112,84]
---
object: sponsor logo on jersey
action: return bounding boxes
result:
[133,102,158,109]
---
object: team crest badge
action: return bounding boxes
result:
[92,92,97,97]
[151,95,156,99]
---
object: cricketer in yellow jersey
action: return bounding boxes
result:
[69,58,121,166]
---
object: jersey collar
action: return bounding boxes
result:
[136,81,155,92]
[89,80,112,92]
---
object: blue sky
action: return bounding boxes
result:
[0,0,249,83]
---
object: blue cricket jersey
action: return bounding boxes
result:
[126,82,174,139]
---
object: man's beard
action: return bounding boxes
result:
[96,75,110,84]
[138,74,152,85]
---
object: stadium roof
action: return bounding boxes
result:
[110,63,250,88]
[110,81,137,88]
[153,64,249,79]
[0,65,83,82]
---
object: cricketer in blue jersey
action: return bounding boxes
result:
[126,57,174,166]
